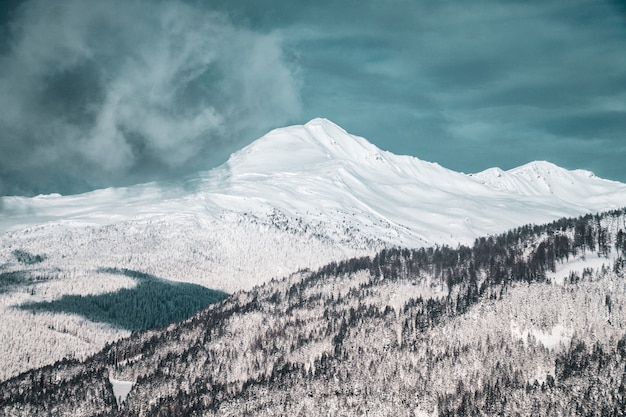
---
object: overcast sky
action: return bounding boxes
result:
[1,0,625,196]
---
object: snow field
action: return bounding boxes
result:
[1,118,625,382]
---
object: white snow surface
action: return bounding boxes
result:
[109,377,134,404]
[510,321,573,351]
[2,118,626,278]
[1,118,625,381]
[1,117,625,293]
[547,252,618,285]
[2,118,624,245]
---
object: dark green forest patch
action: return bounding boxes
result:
[20,268,228,332]
[13,249,47,265]
[0,271,30,293]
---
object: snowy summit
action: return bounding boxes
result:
[1,117,625,293]
[1,119,625,381]
[1,118,625,246]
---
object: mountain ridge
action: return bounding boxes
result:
[2,208,626,416]
[2,118,624,241]
[1,118,625,383]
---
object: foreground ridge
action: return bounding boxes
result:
[2,208,626,416]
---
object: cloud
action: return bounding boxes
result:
[2,0,625,197]
[0,0,300,196]
[280,0,626,180]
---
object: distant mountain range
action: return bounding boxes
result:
[2,118,625,248]
[1,118,625,382]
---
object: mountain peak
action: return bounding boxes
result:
[2,119,625,245]
[472,159,616,200]
[226,119,385,176]
[511,160,568,177]
[512,160,597,180]
[304,117,344,129]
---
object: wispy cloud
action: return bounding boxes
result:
[0,0,300,195]
[1,0,625,196]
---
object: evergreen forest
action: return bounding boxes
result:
[2,209,626,416]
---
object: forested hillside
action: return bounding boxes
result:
[20,268,228,332]
[2,209,626,416]
[3,119,626,383]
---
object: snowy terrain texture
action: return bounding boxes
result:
[1,118,625,381]
[3,118,625,251]
[2,209,626,416]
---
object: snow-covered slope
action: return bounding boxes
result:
[3,211,626,415]
[1,118,625,381]
[2,116,625,294]
[218,119,626,246]
[472,161,619,201]
[3,118,625,243]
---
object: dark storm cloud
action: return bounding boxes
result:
[0,0,299,196]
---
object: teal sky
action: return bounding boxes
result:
[1,0,625,196]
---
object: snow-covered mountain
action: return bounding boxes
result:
[1,118,625,381]
[2,118,625,243]
[2,117,625,285]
